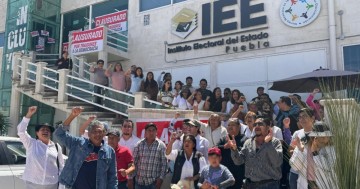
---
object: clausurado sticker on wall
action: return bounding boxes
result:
[136,118,208,144]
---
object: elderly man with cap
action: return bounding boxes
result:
[107,129,135,189]
[54,107,117,189]
[228,117,283,189]
[17,106,66,189]
[290,122,336,189]
[132,123,167,189]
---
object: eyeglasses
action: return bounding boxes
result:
[122,125,132,129]
[254,122,266,127]
[298,115,310,119]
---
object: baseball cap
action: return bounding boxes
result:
[208,147,222,156]
[145,123,157,130]
[106,129,120,137]
[35,123,55,133]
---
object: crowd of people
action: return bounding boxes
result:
[21,58,335,189]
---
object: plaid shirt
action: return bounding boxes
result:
[133,138,167,186]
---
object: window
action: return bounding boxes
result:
[140,0,187,12]
[0,32,4,47]
[4,141,26,165]
[344,45,360,72]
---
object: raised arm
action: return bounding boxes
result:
[89,64,96,73]
[54,107,84,148]
[231,105,244,118]
[105,64,113,77]
[17,106,38,149]
[264,131,283,168]
[203,96,211,111]
[166,133,177,157]
[79,115,96,136]
[219,167,235,188]
[230,138,248,166]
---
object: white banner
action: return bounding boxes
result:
[70,27,104,55]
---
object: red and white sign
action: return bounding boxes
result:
[62,42,69,52]
[136,119,208,144]
[70,27,104,55]
[95,10,128,32]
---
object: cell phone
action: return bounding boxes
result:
[176,130,183,139]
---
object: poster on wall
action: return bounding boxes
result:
[136,118,208,144]
[95,10,128,32]
[62,42,69,52]
[70,27,104,55]
[41,30,49,36]
[30,31,39,37]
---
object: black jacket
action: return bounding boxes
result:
[172,150,203,189]
[217,132,247,189]
[57,57,73,70]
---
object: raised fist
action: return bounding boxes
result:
[26,106,37,118]
[71,107,84,117]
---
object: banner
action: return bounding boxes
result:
[136,118,208,144]
[95,10,128,32]
[70,27,104,55]
[47,37,55,44]
[62,42,69,52]
[30,31,39,37]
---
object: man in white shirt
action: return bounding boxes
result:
[120,119,140,153]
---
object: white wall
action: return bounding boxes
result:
[0,0,7,32]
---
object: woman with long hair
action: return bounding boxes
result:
[157,79,174,106]
[141,72,159,101]
[105,63,126,92]
[226,89,248,114]
[166,134,207,189]
[17,106,66,189]
[173,81,184,96]
[173,88,192,110]
[127,67,144,94]
[210,87,226,113]
[187,89,210,111]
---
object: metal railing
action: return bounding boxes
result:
[43,67,59,91]
[106,27,128,52]
[72,56,92,80]
[144,98,170,109]
[66,75,135,116]
[26,62,37,83]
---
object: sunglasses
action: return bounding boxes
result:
[254,122,266,127]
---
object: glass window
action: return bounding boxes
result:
[173,0,187,3]
[140,0,171,12]
[62,7,90,43]
[91,0,128,29]
[0,33,4,47]
[344,45,360,72]
[4,141,26,165]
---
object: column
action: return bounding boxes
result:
[12,52,22,80]
[8,86,21,137]
[134,92,146,108]
[58,69,70,102]
[78,56,86,78]
[20,56,32,86]
[35,62,48,93]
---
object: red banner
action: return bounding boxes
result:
[95,10,128,32]
[136,119,208,144]
[71,27,104,44]
[62,42,69,52]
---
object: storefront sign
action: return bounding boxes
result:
[5,5,28,70]
[280,0,321,27]
[95,10,128,32]
[171,8,197,39]
[70,27,104,55]
[136,119,208,144]
[168,31,270,54]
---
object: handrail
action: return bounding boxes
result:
[67,75,134,98]
[106,27,128,38]
[36,54,59,56]
[44,67,59,74]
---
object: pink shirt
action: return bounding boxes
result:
[108,71,126,91]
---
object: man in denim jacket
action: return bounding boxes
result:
[54,107,117,189]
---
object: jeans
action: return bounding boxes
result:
[118,181,128,189]
[244,180,280,189]
[135,183,155,189]
[289,172,298,189]
[94,86,103,110]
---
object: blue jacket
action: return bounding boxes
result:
[54,125,118,189]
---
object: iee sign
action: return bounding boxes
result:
[202,0,267,35]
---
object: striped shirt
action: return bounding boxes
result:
[231,138,283,182]
[133,138,167,186]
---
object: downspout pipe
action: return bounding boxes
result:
[328,0,338,70]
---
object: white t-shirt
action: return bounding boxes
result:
[290,129,308,174]
[173,96,193,110]
[200,124,228,148]
[172,134,210,160]
[166,150,207,181]
[120,135,140,153]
